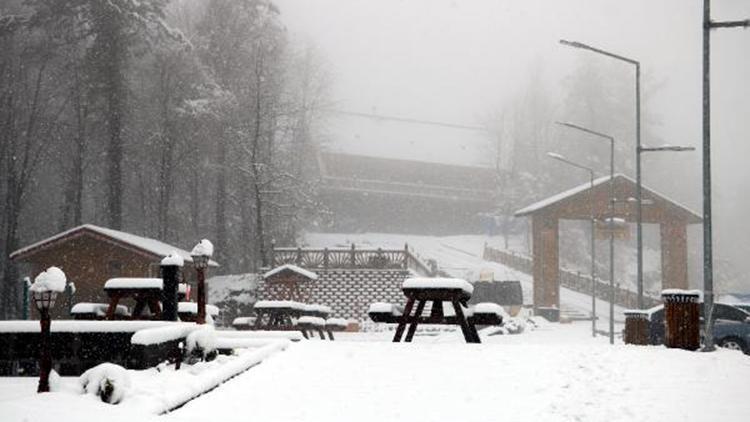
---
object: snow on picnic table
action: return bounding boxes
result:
[165,325,750,422]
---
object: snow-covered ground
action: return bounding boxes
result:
[2,322,748,422]
[168,323,749,422]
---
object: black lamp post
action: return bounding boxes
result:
[192,254,209,324]
[33,289,57,393]
[191,239,213,325]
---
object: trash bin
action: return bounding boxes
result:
[623,310,650,345]
[661,289,701,351]
[535,306,560,322]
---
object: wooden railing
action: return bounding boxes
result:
[482,244,661,309]
[271,244,435,276]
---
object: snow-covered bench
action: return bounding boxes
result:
[367,302,404,324]
[324,318,349,340]
[467,303,505,326]
[70,303,130,320]
[302,304,332,319]
[249,300,307,331]
[296,316,327,339]
[177,302,220,323]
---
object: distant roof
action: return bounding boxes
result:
[324,112,492,167]
[320,152,495,189]
[263,264,319,280]
[514,174,701,224]
[10,224,219,266]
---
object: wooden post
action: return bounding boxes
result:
[350,243,356,267]
[323,247,329,269]
[296,247,303,266]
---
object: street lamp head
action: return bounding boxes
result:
[190,239,214,270]
[559,39,585,49]
[191,254,210,270]
[33,290,57,312]
[29,266,66,312]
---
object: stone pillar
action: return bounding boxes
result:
[161,263,181,321]
[532,215,559,310]
[660,222,688,290]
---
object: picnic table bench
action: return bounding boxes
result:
[251,300,307,330]
[103,278,189,320]
[368,278,505,344]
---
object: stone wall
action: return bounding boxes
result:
[257,269,411,320]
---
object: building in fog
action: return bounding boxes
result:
[317,112,498,234]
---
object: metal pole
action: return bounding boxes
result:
[196,267,206,324]
[635,62,644,310]
[609,139,615,345]
[590,170,597,337]
[702,0,715,351]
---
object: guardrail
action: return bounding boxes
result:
[271,244,435,276]
[482,244,660,309]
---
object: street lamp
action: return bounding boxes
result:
[547,152,598,337]
[559,39,648,310]
[29,266,66,393]
[701,0,749,352]
[556,121,617,345]
[190,239,214,325]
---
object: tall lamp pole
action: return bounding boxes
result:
[557,121,616,344]
[559,39,645,309]
[701,0,749,351]
[547,152,598,337]
[191,239,214,325]
[29,267,66,393]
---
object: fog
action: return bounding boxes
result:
[275,0,750,290]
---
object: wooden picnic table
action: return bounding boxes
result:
[252,300,306,330]
[390,278,482,344]
[103,278,188,320]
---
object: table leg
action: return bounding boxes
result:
[106,295,121,320]
[327,330,335,341]
[404,300,426,342]
[452,300,480,344]
[393,297,415,342]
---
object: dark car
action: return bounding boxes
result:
[646,302,750,354]
[712,320,750,353]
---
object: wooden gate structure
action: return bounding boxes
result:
[514,174,702,310]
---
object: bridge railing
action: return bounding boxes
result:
[482,244,661,309]
[271,244,435,276]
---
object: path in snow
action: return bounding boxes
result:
[166,324,750,422]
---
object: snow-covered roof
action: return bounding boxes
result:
[514,174,701,223]
[402,277,474,295]
[9,224,219,267]
[263,264,318,281]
